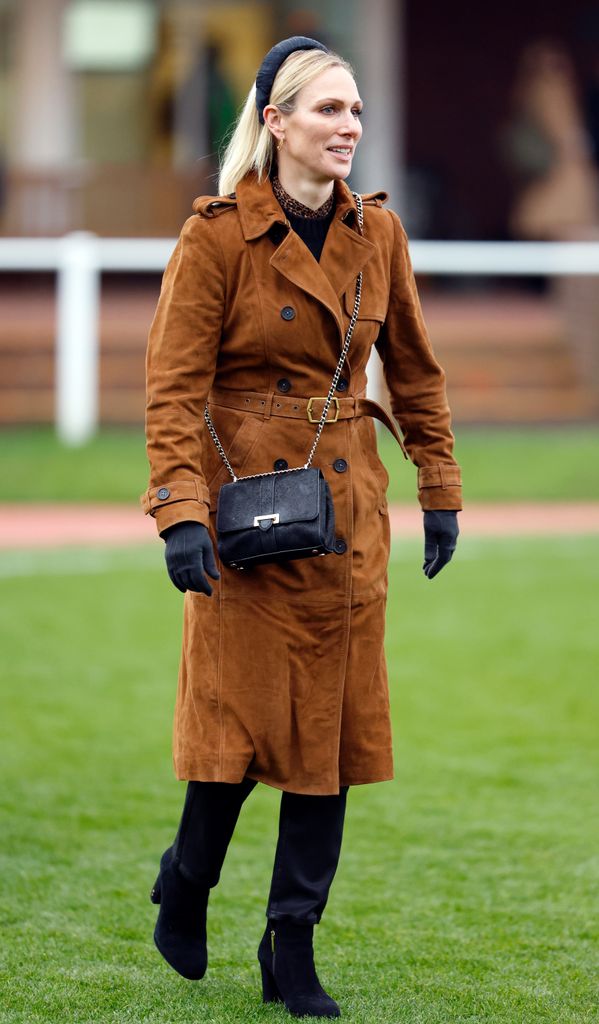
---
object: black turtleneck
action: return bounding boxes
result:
[285,207,335,263]
[271,176,335,263]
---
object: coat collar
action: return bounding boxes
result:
[236,172,376,340]
[236,171,360,241]
[195,172,381,342]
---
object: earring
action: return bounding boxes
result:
[277,137,285,152]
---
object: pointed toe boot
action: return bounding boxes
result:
[150,846,209,980]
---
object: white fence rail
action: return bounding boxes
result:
[2,234,599,445]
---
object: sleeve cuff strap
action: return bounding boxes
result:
[418,464,462,489]
[140,478,210,516]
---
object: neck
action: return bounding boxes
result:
[275,164,334,211]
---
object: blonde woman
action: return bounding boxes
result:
[143,36,461,1019]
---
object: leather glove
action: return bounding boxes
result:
[162,521,220,596]
[423,510,459,580]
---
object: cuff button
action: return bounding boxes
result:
[157,487,170,500]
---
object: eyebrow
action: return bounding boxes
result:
[314,96,364,106]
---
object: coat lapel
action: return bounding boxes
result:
[237,173,376,341]
[319,216,376,300]
[269,230,345,337]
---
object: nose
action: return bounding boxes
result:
[340,110,361,138]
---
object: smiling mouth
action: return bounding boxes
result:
[328,147,353,156]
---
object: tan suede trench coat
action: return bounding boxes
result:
[142,171,462,796]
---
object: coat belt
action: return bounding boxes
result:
[208,387,408,459]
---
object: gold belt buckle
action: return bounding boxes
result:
[307,397,339,424]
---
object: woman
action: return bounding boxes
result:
[142,36,461,1019]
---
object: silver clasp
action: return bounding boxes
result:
[253,513,280,528]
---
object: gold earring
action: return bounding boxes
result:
[277,137,285,152]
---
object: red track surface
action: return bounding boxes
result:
[0,502,598,550]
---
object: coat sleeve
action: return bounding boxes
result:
[376,209,463,511]
[140,214,225,535]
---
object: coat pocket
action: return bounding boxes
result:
[355,417,390,506]
[205,410,263,503]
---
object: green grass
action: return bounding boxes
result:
[1,537,598,1022]
[0,428,149,504]
[379,425,599,503]
[1,425,598,503]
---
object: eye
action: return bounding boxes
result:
[352,108,363,118]
[321,105,336,114]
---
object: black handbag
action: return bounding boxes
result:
[204,192,364,571]
[216,466,335,568]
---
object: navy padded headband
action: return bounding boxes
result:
[255,36,329,125]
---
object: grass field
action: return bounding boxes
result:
[1,425,599,503]
[1,537,597,1023]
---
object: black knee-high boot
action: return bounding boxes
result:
[151,777,256,979]
[258,786,348,1018]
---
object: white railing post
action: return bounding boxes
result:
[55,231,100,445]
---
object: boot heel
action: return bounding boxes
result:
[257,919,341,1018]
[150,877,161,904]
[260,961,282,1003]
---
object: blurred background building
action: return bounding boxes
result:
[1,0,599,428]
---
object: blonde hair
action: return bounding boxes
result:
[218,48,354,195]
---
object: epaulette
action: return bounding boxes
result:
[193,193,238,217]
[361,190,389,208]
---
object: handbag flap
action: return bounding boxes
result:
[216,468,321,533]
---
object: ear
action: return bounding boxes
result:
[262,104,286,141]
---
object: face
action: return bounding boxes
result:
[267,66,363,183]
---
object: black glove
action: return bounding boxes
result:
[423,510,459,580]
[162,521,220,596]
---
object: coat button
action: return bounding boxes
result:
[277,378,292,393]
[280,306,296,320]
[336,376,349,392]
[334,538,347,555]
[273,458,288,471]
[157,487,170,500]
[333,458,347,473]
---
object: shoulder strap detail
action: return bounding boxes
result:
[361,190,389,207]
[193,194,238,217]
